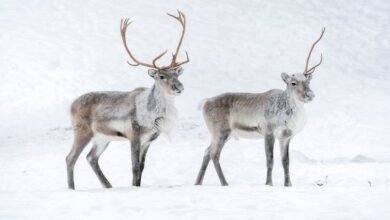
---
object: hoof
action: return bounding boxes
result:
[103,183,112,188]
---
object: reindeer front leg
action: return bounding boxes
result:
[129,109,149,186]
[280,137,292,187]
[138,142,151,185]
[138,132,159,185]
[130,138,141,186]
[280,129,293,187]
[129,122,142,187]
[264,132,275,186]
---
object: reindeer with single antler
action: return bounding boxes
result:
[66,10,189,189]
[195,28,325,187]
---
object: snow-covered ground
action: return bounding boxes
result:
[1,0,389,219]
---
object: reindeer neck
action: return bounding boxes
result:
[283,88,304,111]
[146,83,176,116]
[153,83,175,102]
[143,83,177,134]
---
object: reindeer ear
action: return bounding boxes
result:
[175,66,184,75]
[148,69,158,78]
[306,74,313,81]
[281,72,290,83]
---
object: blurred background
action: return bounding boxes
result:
[0,0,389,219]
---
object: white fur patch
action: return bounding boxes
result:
[135,86,178,137]
[92,133,127,143]
[108,120,128,133]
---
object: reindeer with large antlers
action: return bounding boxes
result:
[195,28,325,186]
[66,10,189,189]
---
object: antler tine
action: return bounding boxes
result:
[165,10,188,68]
[175,51,190,66]
[126,61,139,67]
[120,19,139,67]
[120,18,167,69]
[306,54,323,75]
[152,50,168,68]
[167,9,183,21]
[304,27,325,75]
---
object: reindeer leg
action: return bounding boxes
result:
[137,132,159,186]
[195,145,211,185]
[280,137,292,187]
[130,138,141,187]
[66,128,92,190]
[265,132,275,186]
[139,142,151,185]
[211,130,230,186]
[86,141,112,188]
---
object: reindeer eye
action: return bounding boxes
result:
[292,82,297,86]
[159,75,165,80]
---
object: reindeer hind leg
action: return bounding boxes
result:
[66,126,92,190]
[195,145,212,185]
[86,139,112,188]
[211,129,231,186]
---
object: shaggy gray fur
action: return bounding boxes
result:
[66,67,184,189]
[195,72,315,186]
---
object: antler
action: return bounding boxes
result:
[120,18,167,69]
[120,10,189,71]
[164,10,189,69]
[303,27,325,76]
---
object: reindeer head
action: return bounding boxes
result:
[120,10,189,96]
[148,66,184,96]
[281,28,325,103]
[282,72,314,103]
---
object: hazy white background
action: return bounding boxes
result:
[0,0,389,219]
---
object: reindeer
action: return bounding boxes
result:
[65,10,189,189]
[195,28,325,187]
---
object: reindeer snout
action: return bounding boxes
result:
[305,90,315,101]
[173,81,184,95]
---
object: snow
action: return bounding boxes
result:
[1,0,390,219]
